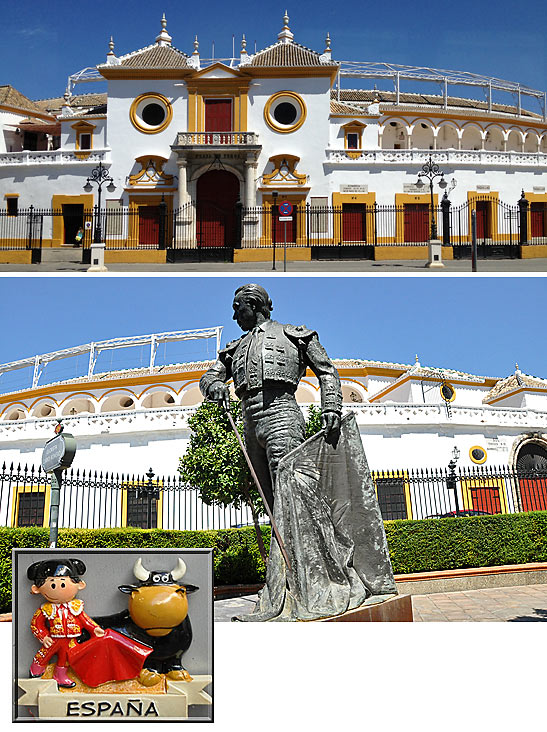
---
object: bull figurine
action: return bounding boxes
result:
[93,557,199,687]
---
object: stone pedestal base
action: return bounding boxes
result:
[87,242,108,272]
[425,239,444,268]
[317,594,413,622]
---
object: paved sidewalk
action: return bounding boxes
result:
[2,257,547,273]
[214,584,547,622]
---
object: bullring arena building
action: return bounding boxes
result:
[0,328,546,529]
[0,13,546,263]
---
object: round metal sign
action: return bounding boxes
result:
[279,201,293,216]
[41,433,77,473]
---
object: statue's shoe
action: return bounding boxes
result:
[30,661,46,678]
[53,666,76,688]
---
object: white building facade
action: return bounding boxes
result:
[0,14,546,261]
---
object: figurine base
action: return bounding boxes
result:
[316,593,413,622]
[17,665,212,720]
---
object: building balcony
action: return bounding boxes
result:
[0,148,111,167]
[325,148,547,167]
[173,131,261,156]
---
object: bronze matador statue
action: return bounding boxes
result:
[200,283,342,513]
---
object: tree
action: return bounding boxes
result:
[179,400,323,564]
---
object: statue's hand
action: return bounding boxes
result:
[209,382,230,406]
[322,411,341,436]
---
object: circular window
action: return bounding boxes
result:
[440,382,456,403]
[470,446,487,464]
[264,91,306,133]
[130,93,172,134]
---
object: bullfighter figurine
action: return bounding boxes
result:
[27,558,105,688]
[200,283,342,512]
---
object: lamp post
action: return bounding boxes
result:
[83,162,115,243]
[415,155,447,240]
[447,446,461,516]
[271,189,278,271]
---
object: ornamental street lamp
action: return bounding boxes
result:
[447,446,461,516]
[415,155,447,240]
[83,162,115,243]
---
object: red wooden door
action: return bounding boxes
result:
[475,201,491,238]
[138,206,160,247]
[205,99,232,144]
[342,204,366,242]
[469,486,502,514]
[196,170,239,247]
[273,207,297,243]
[531,202,546,239]
[518,478,547,511]
[404,204,429,243]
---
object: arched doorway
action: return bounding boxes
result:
[516,441,547,511]
[196,170,240,248]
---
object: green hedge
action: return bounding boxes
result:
[0,526,271,612]
[3,512,547,611]
[385,511,547,574]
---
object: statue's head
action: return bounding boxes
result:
[232,284,273,331]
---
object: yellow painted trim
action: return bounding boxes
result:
[264,91,307,134]
[466,191,500,241]
[262,154,307,187]
[0,104,55,122]
[373,470,413,520]
[394,193,439,244]
[440,382,456,403]
[128,155,174,188]
[188,89,197,132]
[374,245,429,260]
[460,476,508,514]
[121,480,163,529]
[234,246,311,262]
[469,445,488,465]
[0,401,29,417]
[0,250,32,264]
[241,66,338,85]
[51,194,94,247]
[521,244,547,258]
[332,192,376,244]
[11,484,51,528]
[0,367,208,406]
[129,93,173,135]
[4,193,19,198]
[259,194,308,247]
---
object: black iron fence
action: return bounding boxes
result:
[0,195,543,261]
[2,462,547,530]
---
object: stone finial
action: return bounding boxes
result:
[241,34,247,55]
[188,34,200,70]
[325,32,331,51]
[415,354,421,367]
[106,36,119,65]
[239,34,251,66]
[156,13,172,46]
[277,10,294,44]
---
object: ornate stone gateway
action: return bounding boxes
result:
[196,170,240,248]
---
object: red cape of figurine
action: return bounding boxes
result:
[67,628,153,687]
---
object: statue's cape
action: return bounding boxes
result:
[239,412,396,622]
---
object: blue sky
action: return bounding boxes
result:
[3,0,546,108]
[0,277,545,386]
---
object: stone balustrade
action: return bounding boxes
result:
[0,148,111,166]
[326,148,547,166]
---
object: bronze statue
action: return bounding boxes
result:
[200,283,342,512]
[201,284,396,621]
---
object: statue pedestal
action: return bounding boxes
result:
[317,594,413,622]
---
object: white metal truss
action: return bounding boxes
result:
[0,328,223,389]
[65,57,546,118]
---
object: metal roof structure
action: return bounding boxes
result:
[0,328,223,390]
[64,57,546,119]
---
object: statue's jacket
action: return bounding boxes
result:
[200,319,342,415]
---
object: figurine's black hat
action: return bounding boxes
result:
[27,558,86,585]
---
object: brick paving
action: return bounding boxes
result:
[214,584,547,622]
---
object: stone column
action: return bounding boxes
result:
[177,157,188,209]
[243,156,259,247]
[244,157,257,209]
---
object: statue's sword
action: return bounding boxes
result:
[223,401,292,572]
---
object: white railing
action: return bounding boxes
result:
[326,148,547,166]
[175,131,260,146]
[0,148,111,166]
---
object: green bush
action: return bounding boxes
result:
[0,526,271,612]
[384,511,547,574]
[3,512,547,611]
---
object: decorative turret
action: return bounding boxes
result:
[188,35,200,69]
[155,13,172,46]
[106,36,119,65]
[277,10,294,44]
